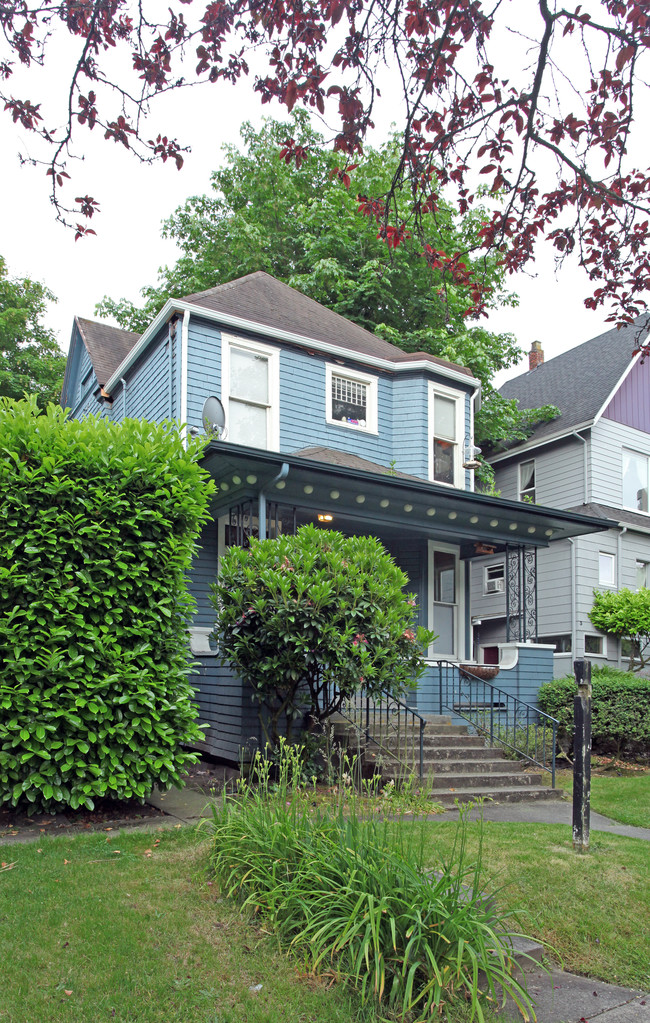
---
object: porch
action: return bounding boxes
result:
[189,441,613,762]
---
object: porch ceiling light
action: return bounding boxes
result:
[528,526,536,534]
[246,474,257,484]
[545,529,554,537]
[330,489,340,499]
[318,513,333,522]
[380,499,390,508]
[275,480,286,489]
[232,475,242,484]
[426,508,436,516]
[448,511,457,520]
[404,503,413,512]
[470,515,479,524]
[355,494,366,503]
[509,523,518,531]
[490,519,499,527]
[304,484,314,494]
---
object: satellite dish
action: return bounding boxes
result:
[202,395,227,439]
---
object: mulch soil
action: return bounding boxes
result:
[0,754,240,843]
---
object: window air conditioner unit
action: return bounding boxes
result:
[486,578,505,594]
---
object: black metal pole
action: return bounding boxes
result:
[572,659,592,853]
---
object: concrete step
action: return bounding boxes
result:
[431,786,564,806]
[420,757,512,775]
[429,770,544,791]
[422,745,506,761]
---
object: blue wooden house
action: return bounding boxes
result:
[61,272,609,763]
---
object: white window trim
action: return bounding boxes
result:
[598,551,616,588]
[519,459,536,502]
[427,540,465,661]
[325,363,378,434]
[221,333,280,451]
[428,381,465,488]
[622,447,650,515]
[584,633,607,658]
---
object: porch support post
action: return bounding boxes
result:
[506,545,538,643]
[257,463,290,540]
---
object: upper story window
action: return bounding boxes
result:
[483,563,505,595]
[599,551,616,587]
[622,449,649,512]
[325,364,378,433]
[519,459,536,503]
[429,383,463,487]
[222,336,280,450]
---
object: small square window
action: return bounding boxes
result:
[519,459,536,503]
[598,552,616,587]
[326,365,378,432]
[585,634,605,656]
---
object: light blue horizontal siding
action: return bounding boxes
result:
[190,660,264,761]
[186,320,222,432]
[279,348,394,464]
[188,515,219,629]
[393,375,428,478]
[120,327,171,422]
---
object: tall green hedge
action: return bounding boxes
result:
[538,666,650,757]
[0,398,215,812]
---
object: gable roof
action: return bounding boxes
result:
[494,319,644,454]
[184,271,474,377]
[75,316,140,387]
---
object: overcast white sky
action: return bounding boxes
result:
[0,16,613,385]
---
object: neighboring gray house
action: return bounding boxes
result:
[471,322,650,677]
[61,272,609,759]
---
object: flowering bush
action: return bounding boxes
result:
[212,525,434,743]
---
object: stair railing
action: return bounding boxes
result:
[327,685,427,780]
[435,660,558,787]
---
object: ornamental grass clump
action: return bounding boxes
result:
[204,741,536,1023]
[0,398,214,813]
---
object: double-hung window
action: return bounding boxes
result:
[429,384,463,487]
[519,460,536,503]
[623,449,649,512]
[326,364,378,432]
[598,552,616,587]
[428,542,463,659]
[223,336,279,450]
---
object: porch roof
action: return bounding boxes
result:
[201,441,615,550]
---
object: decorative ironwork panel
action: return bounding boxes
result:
[506,544,538,642]
[506,545,521,642]
[523,547,538,641]
[225,501,297,548]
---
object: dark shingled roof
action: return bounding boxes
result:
[497,319,644,449]
[292,445,421,481]
[566,503,650,531]
[76,316,140,387]
[184,271,474,377]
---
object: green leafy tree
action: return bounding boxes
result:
[0,397,215,813]
[589,588,650,672]
[98,115,556,481]
[0,256,66,406]
[212,524,433,745]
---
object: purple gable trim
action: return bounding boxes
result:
[602,355,650,434]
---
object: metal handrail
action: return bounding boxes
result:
[328,686,427,780]
[435,660,558,787]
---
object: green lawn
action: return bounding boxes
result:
[1,816,648,1023]
[419,817,650,990]
[553,766,650,828]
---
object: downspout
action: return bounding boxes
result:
[180,309,190,438]
[167,319,175,420]
[258,463,290,540]
[568,538,576,660]
[571,431,589,505]
[616,526,628,667]
[120,378,127,421]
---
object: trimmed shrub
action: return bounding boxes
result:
[538,666,650,757]
[0,398,214,812]
[213,525,434,743]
